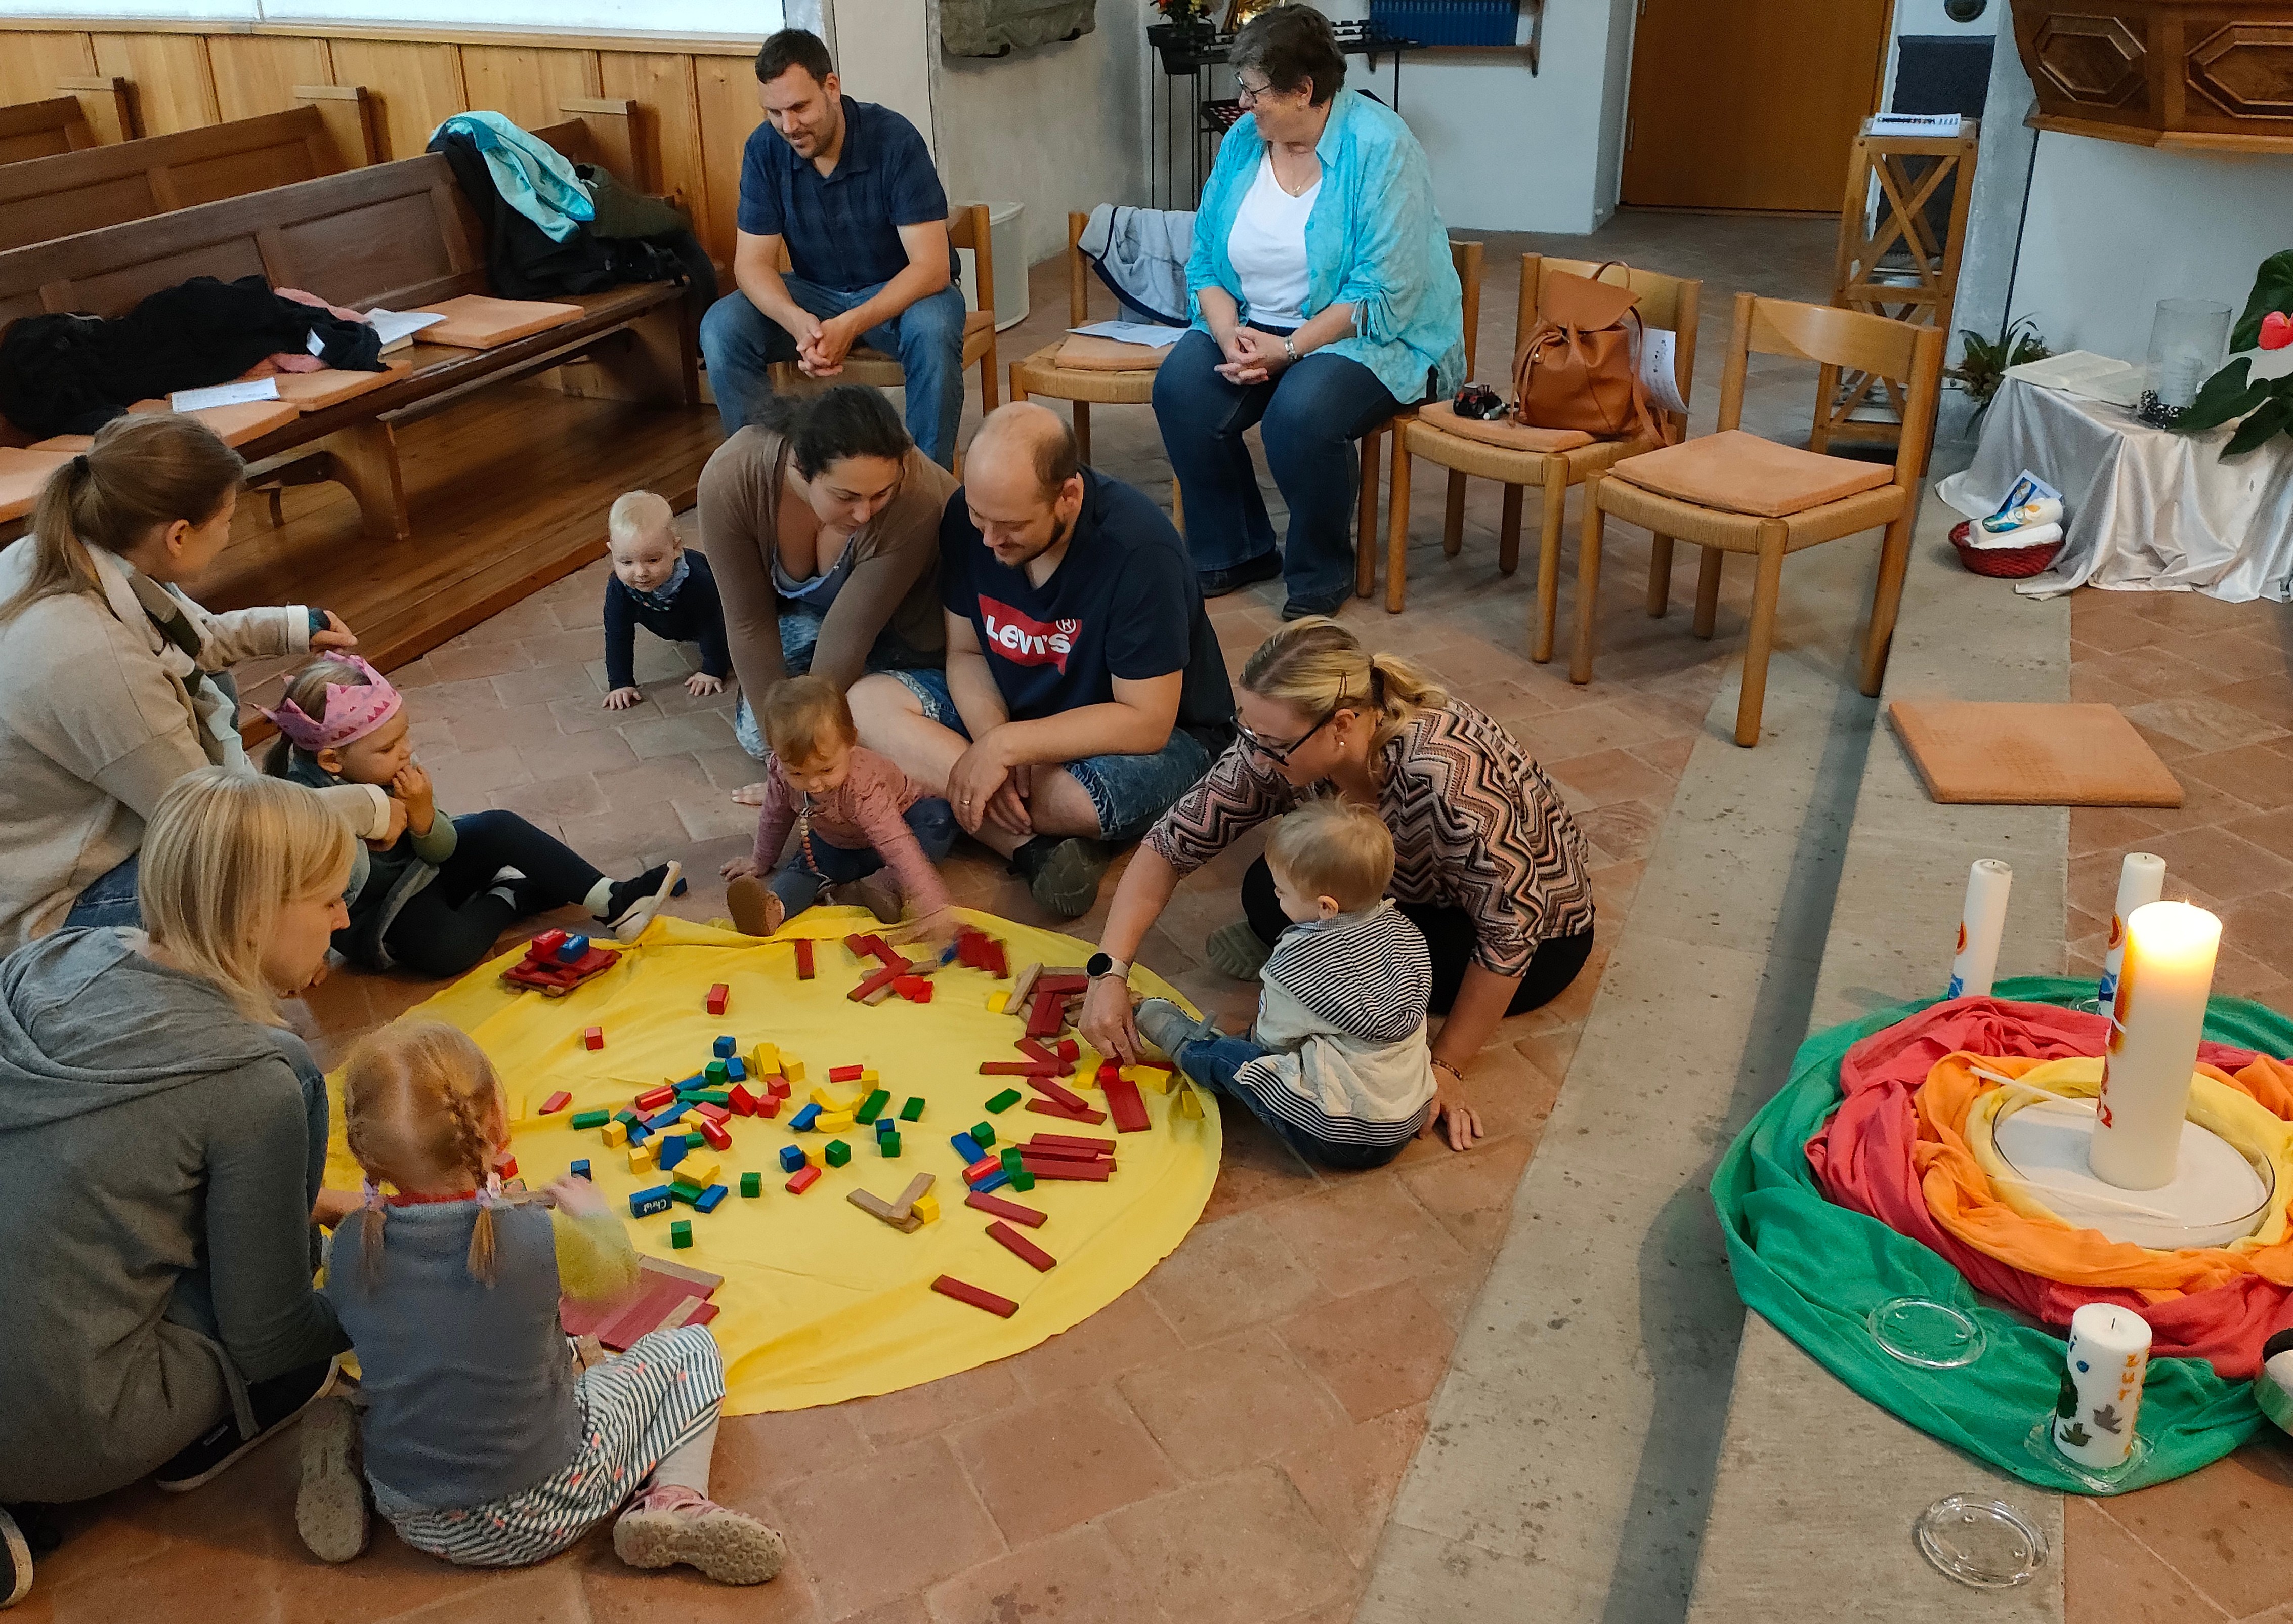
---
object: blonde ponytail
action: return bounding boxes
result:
[1238,616,1448,760]
[340,1020,515,1289]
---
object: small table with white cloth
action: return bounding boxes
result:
[1936,375,2293,602]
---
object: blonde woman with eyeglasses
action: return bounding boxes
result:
[1079,617,1596,1151]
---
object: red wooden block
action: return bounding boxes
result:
[497,1155,519,1179]
[905,980,933,1004]
[757,1095,783,1119]
[1026,1098,1108,1125]
[706,984,729,1015]
[1097,1060,1120,1083]
[829,1064,866,1083]
[1025,991,1067,1039]
[539,1090,572,1115]
[695,1103,732,1125]
[1056,1039,1079,1062]
[1103,1075,1150,1133]
[1022,1142,1111,1164]
[634,1084,677,1111]
[1020,1153,1111,1181]
[931,1274,1018,1317]
[582,1026,604,1050]
[786,1164,821,1194]
[727,1084,758,1117]
[1024,1074,1090,1110]
[961,1158,1005,1186]
[1015,1038,1058,1064]
[965,1190,1049,1226]
[955,931,983,968]
[1033,974,1089,995]
[986,1220,1058,1272]
[532,927,568,956]
[981,939,1008,977]
[1028,1133,1116,1155]
[794,938,815,979]
[848,964,903,1004]
[700,1119,733,1151]
[981,1060,1064,1076]
[765,1077,792,1099]
[843,933,882,959]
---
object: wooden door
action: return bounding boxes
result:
[1622,0,1890,213]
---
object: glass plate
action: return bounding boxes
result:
[1869,1296,1986,1369]
[1915,1495,2048,1588]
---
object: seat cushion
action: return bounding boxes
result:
[270,359,412,410]
[128,398,302,447]
[1606,428,1895,518]
[1055,334,1174,372]
[1415,399,1593,453]
[413,294,584,350]
[0,446,73,523]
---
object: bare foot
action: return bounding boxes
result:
[732,783,771,807]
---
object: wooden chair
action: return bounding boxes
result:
[1383,255,1700,658]
[1009,209,1165,464]
[1571,293,1945,747]
[1355,238,1480,599]
[770,202,999,465]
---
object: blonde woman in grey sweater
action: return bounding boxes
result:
[0,414,398,945]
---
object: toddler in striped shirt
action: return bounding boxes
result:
[1136,800,1436,1169]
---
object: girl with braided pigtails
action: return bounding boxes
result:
[317,1020,785,1583]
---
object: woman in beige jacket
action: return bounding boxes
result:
[0,414,395,946]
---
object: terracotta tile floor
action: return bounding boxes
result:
[17,216,1854,1624]
[2061,588,2293,1624]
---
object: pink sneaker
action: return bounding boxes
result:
[613,1485,786,1585]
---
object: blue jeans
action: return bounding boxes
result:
[700,277,968,468]
[1136,999,1403,1172]
[886,667,1214,843]
[1152,328,1406,611]
[63,850,142,929]
[733,605,943,759]
[768,798,956,916]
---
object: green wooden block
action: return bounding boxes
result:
[900,1096,925,1122]
[684,1131,706,1148]
[669,1182,702,1206]
[970,1121,995,1149]
[613,1109,640,1126]
[880,1132,902,1157]
[824,1138,852,1168]
[570,1109,610,1130]
[856,1088,891,1124]
[704,1060,729,1085]
[1000,1146,1024,1174]
[669,1219,693,1249]
[740,1171,761,1198]
[1008,1168,1036,1192]
[985,1088,1022,1114]
[694,1089,731,1106]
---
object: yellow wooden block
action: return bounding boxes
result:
[675,1155,721,1189]
[785,1058,806,1084]
[628,1143,656,1173]
[603,1120,629,1146]
[1125,1066,1173,1095]
[750,1042,780,1075]
[987,991,1008,1013]
[1176,1085,1204,1119]
[682,1110,705,1128]
[909,1191,940,1224]
[805,1147,823,1169]
[816,1110,855,1132]
[1073,1065,1098,1092]
[809,1086,838,1108]
[860,1069,878,1084]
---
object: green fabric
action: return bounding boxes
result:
[1711,975,2284,1493]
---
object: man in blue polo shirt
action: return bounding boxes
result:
[848,403,1237,919]
[697,29,967,466]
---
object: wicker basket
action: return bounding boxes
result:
[1950,519,2063,579]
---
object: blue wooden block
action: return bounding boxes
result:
[556,933,590,963]
[970,1168,1012,1195]
[645,1103,689,1131]
[570,1159,592,1180]
[656,1135,688,1173]
[713,1034,737,1058]
[695,1184,729,1214]
[726,1056,747,1082]
[779,1144,806,1173]
[629,1185,671,1218]
[950,1132,984,1164]
[626,1121,651,1146]
[875,1114,897,1136]
[790,1102,822,1132]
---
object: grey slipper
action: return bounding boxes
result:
[614,1495,787,1586]
[295,1395,369,1564]
[1203,919,1272,980]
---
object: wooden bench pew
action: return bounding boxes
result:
[0,95,99,164]
[0,93,382,254]
[0,108,693,549]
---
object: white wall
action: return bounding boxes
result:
[829,0,939,153]
[0,0,786,27]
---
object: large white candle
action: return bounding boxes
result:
[2097,852,2166,1009]
[2090,900,2220,1190]
[1945,859,2012,999]
[2054,1303,2150,1471]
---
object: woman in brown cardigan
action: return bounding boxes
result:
[698,385,958,797]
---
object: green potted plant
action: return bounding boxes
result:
[2174,251,2293,456]
[1945,314,2051,427]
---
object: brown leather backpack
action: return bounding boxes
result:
[1511,262,1673,446]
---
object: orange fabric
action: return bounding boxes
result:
[1416,400,1594,453]
[1607,428,1895,518]
[1915,1051,2293,1299]
[1054,335,1172,372]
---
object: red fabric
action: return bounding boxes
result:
[1807,996,2293,1378]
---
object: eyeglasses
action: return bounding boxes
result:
[1238,695,1350,765]
[1234,75,1275,107]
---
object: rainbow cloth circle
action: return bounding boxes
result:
[324,910,1222,1414]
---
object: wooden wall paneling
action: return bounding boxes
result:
[458,45,601,133]
[91,33,220,137]
[327,37,466,163]
[0,31,96,110]
[294,86,381,168]
[599,51,705,221]
[209,33,334,122]
[55,75,135,145]
[692,54,762,267]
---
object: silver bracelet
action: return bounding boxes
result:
[1283,335,1299,363]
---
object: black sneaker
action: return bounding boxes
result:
[1279,593,1348,623]
[604,861,685,942]
[1,1505,29,1611]
[1198,551,1282,598]
[1009,836,1113,920]
[153,1355,341,1493]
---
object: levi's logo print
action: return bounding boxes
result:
[979,595,1082,673]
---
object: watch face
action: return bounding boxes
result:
[1087,952,1115,978]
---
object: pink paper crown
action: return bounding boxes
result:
[260,655,403,752]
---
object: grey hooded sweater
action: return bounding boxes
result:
[0,928,345,1503]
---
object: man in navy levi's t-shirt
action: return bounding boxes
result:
[696,29,968,467]
[850,403,1236,919]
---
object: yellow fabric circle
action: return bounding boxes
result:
[323,909,1221,1413]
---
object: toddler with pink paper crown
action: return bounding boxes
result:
[262,656,685,977]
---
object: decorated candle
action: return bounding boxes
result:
[2053,1302,2150,1471]
[2096,852,2166,1009]
[1945,859,2012,999]
[2091,900,2220,1190]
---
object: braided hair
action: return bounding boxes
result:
[340,1020,517,1288]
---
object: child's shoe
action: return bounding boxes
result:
[1203,919,1272,979]
[295,1395,369,1563]
[845,871,905,926]
[603,862,684,941]
[726,876,784,937]
[613,1484,786,1585]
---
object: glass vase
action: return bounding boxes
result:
[2145,298,2232,410]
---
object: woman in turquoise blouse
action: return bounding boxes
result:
[1153,3,1465,619]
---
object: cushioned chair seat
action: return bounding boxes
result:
[1054,334,1175,372]
[1414,399,1596,454]
[1606,427,1894,518]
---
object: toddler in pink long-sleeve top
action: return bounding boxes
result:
[721,676,956,936]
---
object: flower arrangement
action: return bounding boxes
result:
[2175,251,2293,456]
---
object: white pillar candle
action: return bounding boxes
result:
[2054,1302,2150,1470]
[2096,852,2166,1009]
[2091,900,2221,1190]
[1946,859,2013,999]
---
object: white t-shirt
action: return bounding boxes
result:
[1225,148,1320,330]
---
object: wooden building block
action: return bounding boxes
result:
[706,983,729,1015]
[987,1220,1057,1272]
[856,1088,891,1123]
[900,1096,925,1121]
[964,1190,1048,1227]
[985,1089,1022,1114]
[887,1172,936,1219]
[670,1219,693,1248]
[1103,1075,1150,1133]
[824,1139,851,1167]
[910,1191,940,1223]
[794,938,814,979]
[931,1275,1016,1317]
[583,1026,604,1050]
[847,1187,923,1232]
[630,1185,672,1217]
[1026,1098,1108,1125]
[741,1171,761,1198]
[786,1164,821,1194]
[540,1091,572,1115]
[571,1109,610,1130]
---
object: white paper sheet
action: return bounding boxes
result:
[1070,321,1183,349]
[1638,327,1688,416]
[168,377,281,412]
[1868,113,1963,137]
[366,309,449,351]
[2004,349,2144,408]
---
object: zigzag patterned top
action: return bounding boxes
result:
[1145,699,1596,976]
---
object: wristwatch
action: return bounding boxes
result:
[1086,952,1131,983]
[1282,335,1299,364]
